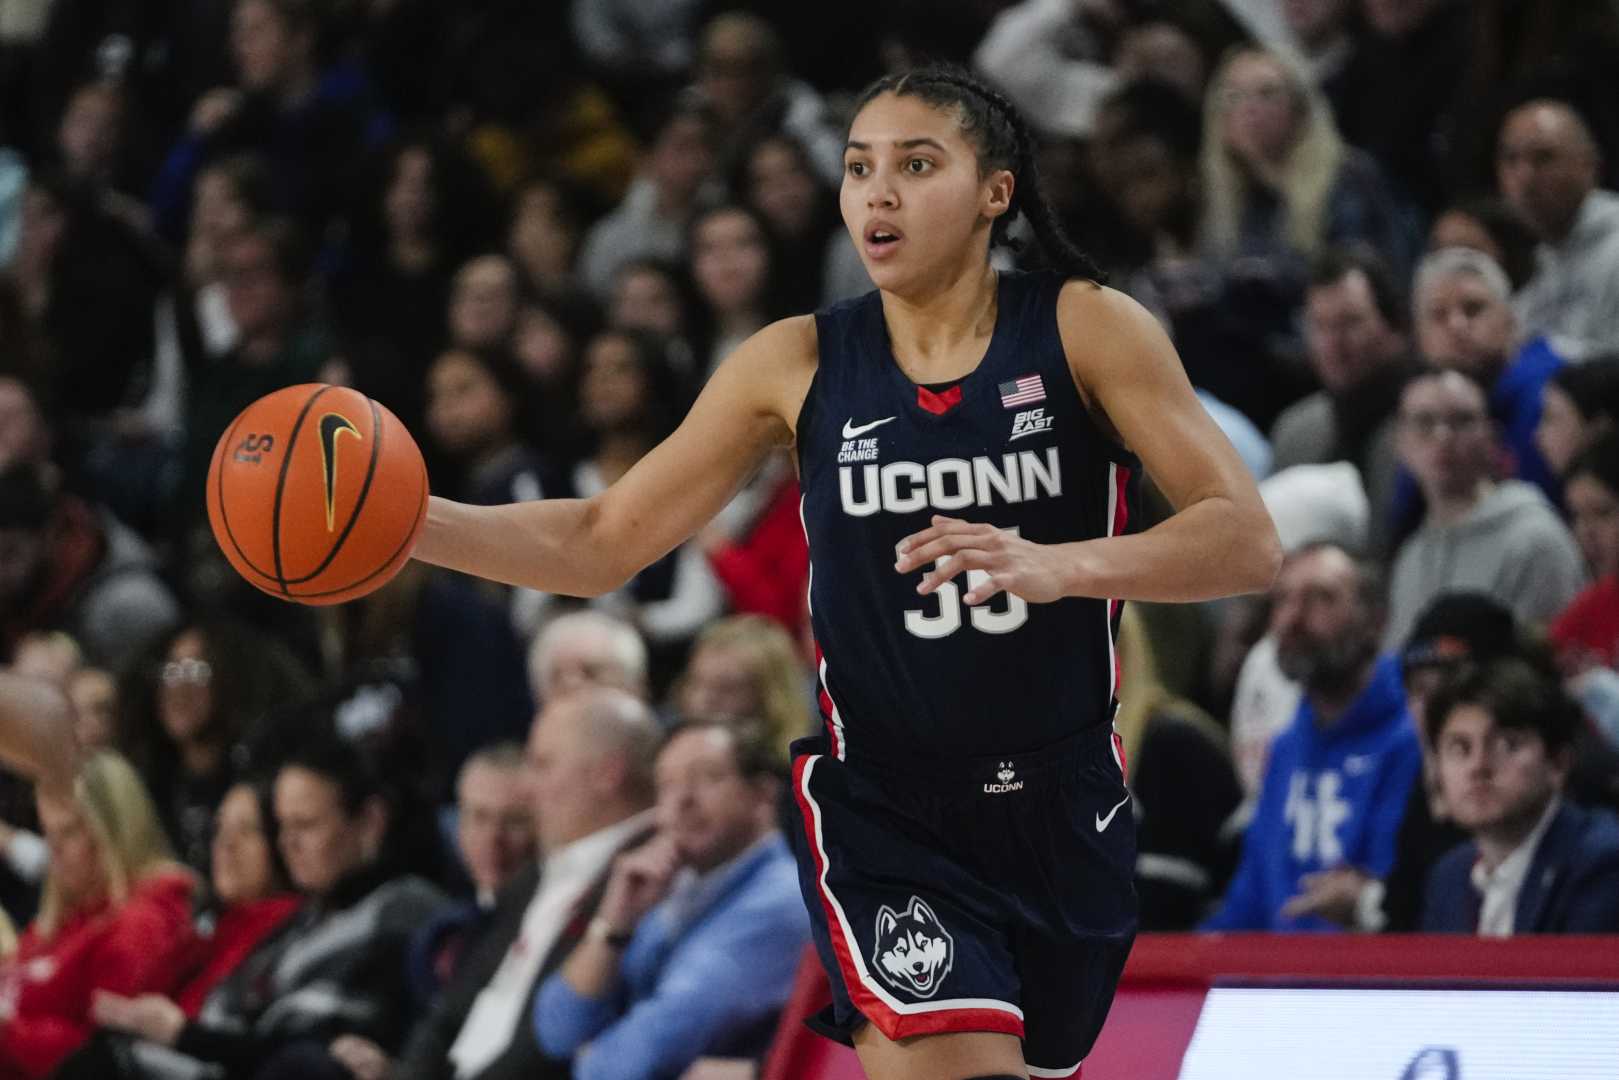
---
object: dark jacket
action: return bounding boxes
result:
[394,823,653,1080]
[1421,801,1619,934]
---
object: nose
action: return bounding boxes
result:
[866,171,898,210]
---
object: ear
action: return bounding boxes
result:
[875,905,898,938]
[908,896,939,927]
[982,168,1015,223]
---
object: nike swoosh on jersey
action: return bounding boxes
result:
[842,416,897,439]
[1095,793,1130,832]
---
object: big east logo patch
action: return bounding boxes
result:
[873,896,953,998]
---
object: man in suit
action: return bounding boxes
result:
[329,688,661,1080]
[1422,657,1619,934]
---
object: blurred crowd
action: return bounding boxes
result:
[0,0,1614,1077]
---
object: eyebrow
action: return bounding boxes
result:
[844,137,950,154]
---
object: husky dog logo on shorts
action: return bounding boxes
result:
[872,896,954,998]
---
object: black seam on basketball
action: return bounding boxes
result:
[281,396,383,585]
[214,407,279,581]
[287,450,425,599]
[270,385,336,594]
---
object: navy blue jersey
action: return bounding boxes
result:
[797,270,1140,763]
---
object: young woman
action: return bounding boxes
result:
[412,65,1278,1079]
[0,752,196,1079]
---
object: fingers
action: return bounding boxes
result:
[895,517,990,570]
[961,575,1003,607]
[916,550,990,595]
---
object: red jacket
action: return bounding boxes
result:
[174,895,300,1017]
[0,871,196,1079]
[707,475,809,634]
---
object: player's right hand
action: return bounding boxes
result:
[598,834,682,935]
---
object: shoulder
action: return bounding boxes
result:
[1055,280,1165,349]
[1428,840,1478,888]
[1569,806,1619,868]
[374,875,450,921]
[710,315,819,434]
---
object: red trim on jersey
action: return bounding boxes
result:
[790,756,1025,1043]
[916,385,963,415]
[1108,464,1132,696]
[811,642,843,758]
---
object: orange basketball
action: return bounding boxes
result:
[205,384,428,605]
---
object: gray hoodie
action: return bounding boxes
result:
[1384,481,1587,651]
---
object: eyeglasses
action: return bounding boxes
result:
[160,658,213,687]
[1400,410,1486,438]
[1220,83,1290,109]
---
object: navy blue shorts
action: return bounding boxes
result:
[787,725,1138,1079]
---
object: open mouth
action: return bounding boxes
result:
[863,221,905,258]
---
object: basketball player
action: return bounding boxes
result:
[414,66,1280,1080]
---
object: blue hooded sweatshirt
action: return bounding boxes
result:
[1204,655,1422,931]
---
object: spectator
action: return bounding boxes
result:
[511,294,592,461]
[0,462,178,674]
[673,616,811,762]
[1203,543,1421,932]
[569,329,719,682]
[6,173,162,430]
[1334,0,1470,214]
[534,718,808,1080]
[405,745,535,1013]
[1280,592,1510,933]
[334,138,496,432]
[1281,0,1355,111]
[447,255,520,353]
[1384,369,1586,649]
[569,0,703,93]
[506,176,589,305]
[607,259,698,376]
[1112,20,1212,107]
[733,133,838,312]
[1550,435,1619,671]
[121,621,312,875]
[53,81,147,210]
[149,0,389,241]
[355,688,659,1080]
[1537,355,1619,478]
[1427,196,1540,291]
[687,201,785,381]
[1498,98,1619,358]
[1200,46,1414,292]
[175,155,276,365]
[425,347,552,509]
[1271,248,1414,552]
[1421,659,1619,934]
[0,752,196,1079]
[526,610,650,707]
[1413,247,1564,501]
[90,731,445,1080]
[66,666,117,750]
[183,218,328,506]
[688,12,843,187]
[698,452,808,634]
[578,99,718,299]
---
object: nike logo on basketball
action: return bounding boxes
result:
[842,416,896,439]
[318,413,362,531]
[1096,793,1130,832]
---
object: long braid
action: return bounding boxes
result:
[856,65,1107,285]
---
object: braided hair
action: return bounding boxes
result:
[852,65,1106,285]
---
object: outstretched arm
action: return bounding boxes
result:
[413,318,816,596]
[900,285,1281,604]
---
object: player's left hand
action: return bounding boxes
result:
[1280,866,1373,927]
[896,516,1077,605]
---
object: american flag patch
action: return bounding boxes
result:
[998,374,1045,408]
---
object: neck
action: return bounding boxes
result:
[1541,194,1590,247]
[881,262,999,383]
[467,437,520,478]
[1308,654,1378,728]
[179,737,224,777]
[717,309,763,338]
[1427,478,1494,527]
[391,235,435,271]
[239,329,287,367]
[1476,796,1555,871]
[549,801,647,854]
[277,64,318,110]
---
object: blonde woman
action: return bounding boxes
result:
[1200,46,1412,277]
[674,615,813,765]
[0,752,196,1079]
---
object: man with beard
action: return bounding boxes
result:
[1203,542,1422,931]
